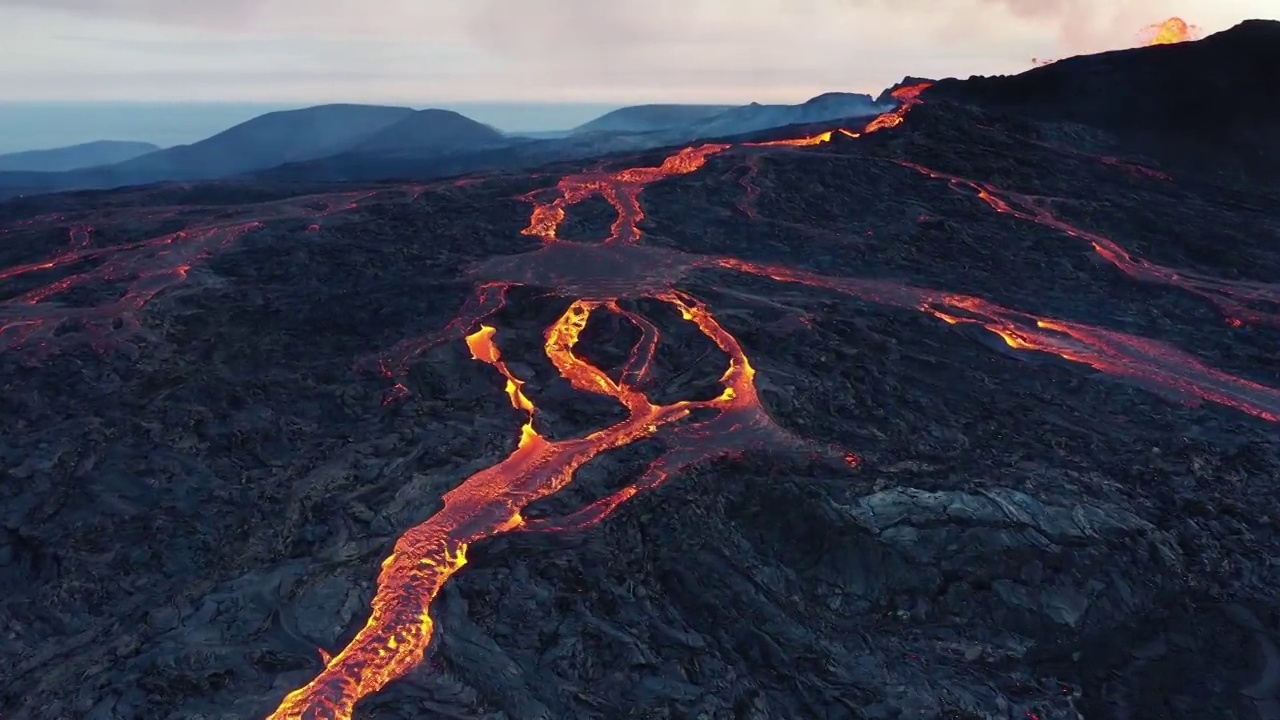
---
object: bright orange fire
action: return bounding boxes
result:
[1142,17,1199,45]
[1031,16,1200,66]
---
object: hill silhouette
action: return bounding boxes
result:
[90,103,416,180]
[0,104,416,195]
[349,109,507,155]
[573,104,737,134]
[0,140,160,172]
[690,92,891,138]
[254,92,913,185]
[926,19,1280,178]
[2,20,1279,720]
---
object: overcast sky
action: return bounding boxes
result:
[0,0,1273,105]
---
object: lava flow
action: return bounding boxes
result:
[894,160,1280,326]
[0,183,448,356]
[0,222,261,356]
[709,257,1280,422]
[266,291,789,720]
[265,91,941,720]
[266,85,1280,719]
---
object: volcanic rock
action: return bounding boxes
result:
[2,22,1280,720]
[925,19,1280,179]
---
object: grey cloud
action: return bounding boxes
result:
[3,0,1168,46]
[456,0,1164,63]
[854,0,1170,46]
[0,0,267,28]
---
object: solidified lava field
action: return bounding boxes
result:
[2,91,1280,720]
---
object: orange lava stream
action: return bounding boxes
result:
[264,290,780,719]
[711,258,1280,422]
[264,88,940,720]
[520,144,732,244]
[895,160,1280,326]
[742,83,933,149]
[0,223,260,355]
[0,184,435,356]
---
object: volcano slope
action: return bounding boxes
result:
[3,64,1280,720]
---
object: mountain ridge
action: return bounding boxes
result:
[923,19,1280,178]
[572,104,737,134]
[349,109,508,156]
[0,140,161,172]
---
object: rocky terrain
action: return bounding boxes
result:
[2,21,1280,720]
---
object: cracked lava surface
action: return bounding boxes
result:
[1,82,1277,719]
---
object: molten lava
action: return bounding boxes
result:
[520,143,731,244]
[1031,17,1199,66]
[1143,17,1198,45]
[894,160,1280,326]
[0,184,422,355]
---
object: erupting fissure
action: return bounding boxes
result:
[1143,17,1199,45]
[0,79,1274,720]
[1034,17,1199,66]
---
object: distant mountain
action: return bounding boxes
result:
[0,104,417,196]
[573,104,736,135]
[253,90,918,186]
[0,89,924,195]
[689,92,893,138]
[101,104,417,181]
[350,109,506,156]
[0,140,160,172]
[924,19,1280,177]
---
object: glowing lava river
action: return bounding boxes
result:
[0,82,1277,719]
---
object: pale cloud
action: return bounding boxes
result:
[0,0,1272,103]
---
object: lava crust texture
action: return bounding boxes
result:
[2,76,1280,720]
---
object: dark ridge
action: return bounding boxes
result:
[925,20,1280,177]
[350,109,507,155]
[573,104,737,134]
[0,141,161,173]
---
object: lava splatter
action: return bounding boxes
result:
[1143,17,1199,45]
